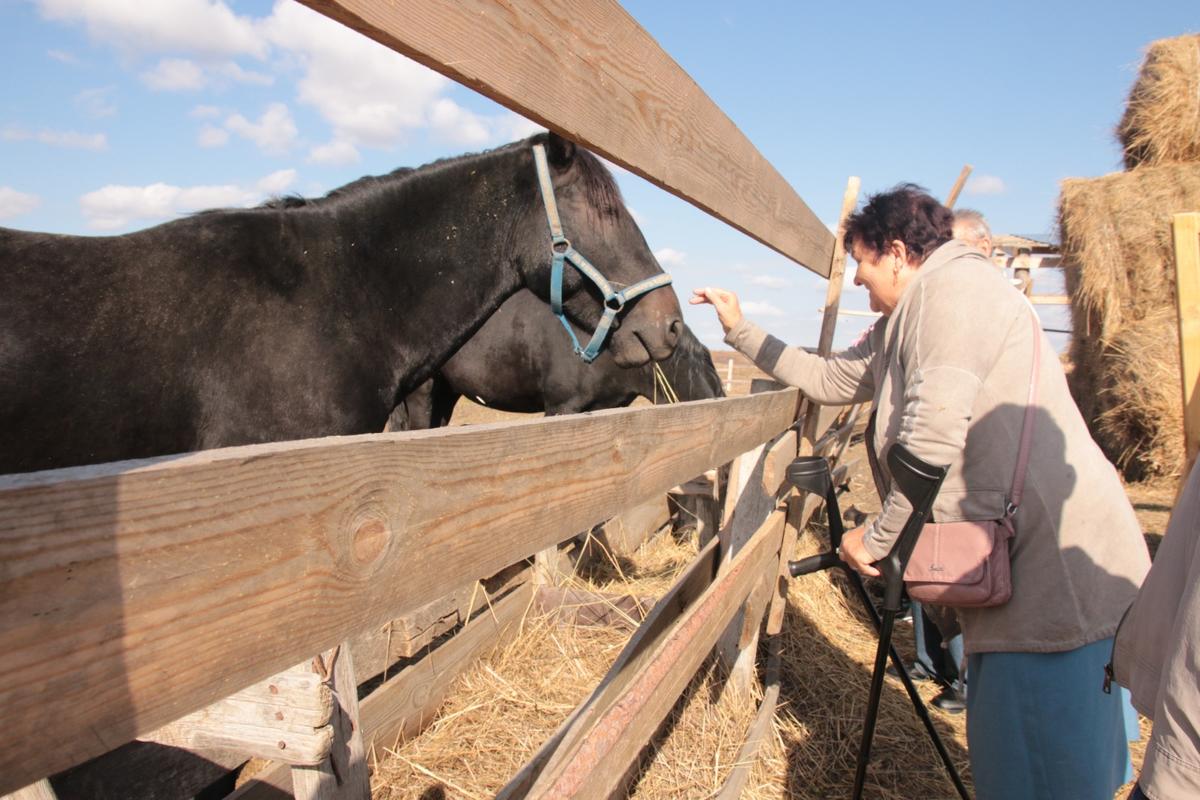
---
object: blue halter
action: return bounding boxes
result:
[531,144,673,363]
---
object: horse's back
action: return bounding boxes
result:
[0,214,374,473]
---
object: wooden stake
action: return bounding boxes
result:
[290,645,370,800]
[945,164,973,209]
[1173,212,1200,487]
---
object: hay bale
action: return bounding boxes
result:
[1059,164,1200,479]
[1118,34,1200,169]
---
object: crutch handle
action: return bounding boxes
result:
[878,443,949,612]
[788,551,841,577]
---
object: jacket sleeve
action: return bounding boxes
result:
[723,318,876,405]
[862,276,1021,560]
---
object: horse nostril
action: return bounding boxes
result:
[668,317,683,344]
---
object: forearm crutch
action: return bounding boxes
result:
[786,446,970,800]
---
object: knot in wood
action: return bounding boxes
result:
[353,517,389,565]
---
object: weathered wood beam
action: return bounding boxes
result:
[497,536,721,799]
[525,510,786,799]
[0,390,796,791]
[535,586,655,632]
[714,639,781,800]
[295,0,834,275]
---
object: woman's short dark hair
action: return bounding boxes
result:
[842,183,954,265]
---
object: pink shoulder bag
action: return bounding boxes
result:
[870,312,1041,609]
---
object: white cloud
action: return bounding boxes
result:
[428,98,491,147]
[36,0,542,169]
[225,103,298,155]
[141,58,206,91]
[197,123,229,148]
[74,86,117,118]
[190,104,222,119]
[307,139,360,166]
[0,187,41,219]
[261,2,447,149]
[79,170,290,229]
[37,0,265,59]
[217,61,273,87]
[47,48,79,65]
[142,57,272,92]
[497,114,545,141]
[741,300,785,317]
[256,169,297,195]
[2,127,107,151]
[654,247,687,267]
[749,274,792,289]
[966,174,1006,195]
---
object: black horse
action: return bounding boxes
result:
[390,288,724,430]
[0,133,682,474]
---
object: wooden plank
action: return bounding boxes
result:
[716,429,796,690]
[497,537,721,799]
[526,510,786,799]
[1174,212,1200,482]
[945,165,973,209]
[295,0,834,275]
[0,389,796,792]
[141,665,335,766]
[359,583,534,752]
[349,586,468,675]
[593,494,672,556]
[232,585,534,800]
[714,640,781,800]
[535,586,654,632]
[289,645,370,800]
[1029,295,1070,305]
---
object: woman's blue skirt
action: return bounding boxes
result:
[966,638,1136,800]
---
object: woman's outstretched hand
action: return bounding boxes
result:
[690,287,744,334]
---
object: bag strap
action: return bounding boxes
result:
[1007,310,1042,516]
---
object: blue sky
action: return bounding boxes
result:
[1,1,1194,350]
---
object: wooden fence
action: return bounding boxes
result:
[0,2,856,798]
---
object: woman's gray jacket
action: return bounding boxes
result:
[725,239,1149,654]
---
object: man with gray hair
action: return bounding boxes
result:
[952,208,993,257]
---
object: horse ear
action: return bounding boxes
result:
[546,132,576,168]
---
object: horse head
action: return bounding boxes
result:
[517,132,682,367]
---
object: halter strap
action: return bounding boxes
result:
[532,143,673,363]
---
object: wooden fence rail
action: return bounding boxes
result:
[0,390,797,794]
[1,2,856,796]
[297,0,834,276]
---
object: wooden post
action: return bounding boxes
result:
[945,164,973,209]
[718,177,862,696]
[290,645,371,800]
[1174,212,1200,486]
[771,176,860,638]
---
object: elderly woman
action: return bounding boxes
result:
[692,185,1149,799]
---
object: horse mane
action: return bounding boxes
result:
[256,168,416,210]
[253,135,626,222]
[570,148,626,222]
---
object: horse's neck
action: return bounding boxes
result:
[338,152,533,399]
